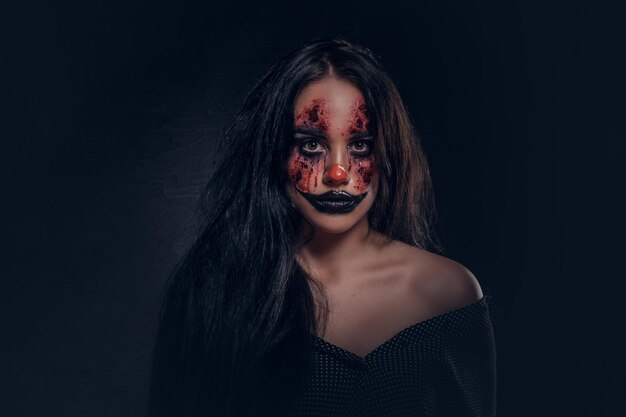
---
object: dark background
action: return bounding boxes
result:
[3,0,625,416]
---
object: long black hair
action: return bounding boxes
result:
[148,38,441,417]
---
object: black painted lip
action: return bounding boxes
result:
[297,189,368,214]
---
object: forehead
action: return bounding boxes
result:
[294,77,365,113]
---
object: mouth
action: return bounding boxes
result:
[296,189,368,214]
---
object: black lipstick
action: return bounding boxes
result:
[297,189,368,214]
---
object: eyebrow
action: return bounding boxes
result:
[349,131,373,140]
[293,127,372,140]
[293,127,326,139]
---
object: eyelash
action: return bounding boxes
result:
[350,141,372,157]
[299,141,323,156]
[298,140,373,158]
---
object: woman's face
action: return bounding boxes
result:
[287,77,378,235]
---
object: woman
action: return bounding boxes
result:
[149,38,496,417]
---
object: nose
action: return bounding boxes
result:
[324,163,349,185]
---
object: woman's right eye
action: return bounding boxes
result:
[300,141,323,155]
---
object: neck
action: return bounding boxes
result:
[297,216,375,283]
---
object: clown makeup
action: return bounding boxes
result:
[287,77,378,224]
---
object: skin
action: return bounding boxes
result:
[287,77,483,358]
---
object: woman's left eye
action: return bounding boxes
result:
[349,141,372,156]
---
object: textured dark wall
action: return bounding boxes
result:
[3,1,625,416]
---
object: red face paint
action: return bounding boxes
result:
[346,99,370,136]
[346,99,375,194]
[353,159,375,193]
[294,98,330,132]
[287,150,322,193]
[289,97,376,195]
[290,98,329,193]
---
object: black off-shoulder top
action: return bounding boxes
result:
[286,296,497,417]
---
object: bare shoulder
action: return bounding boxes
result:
[383,239,483,319]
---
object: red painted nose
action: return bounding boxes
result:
[327,163,348,182]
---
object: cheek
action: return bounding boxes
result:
[287,151,324,193]
[349,156,377,194]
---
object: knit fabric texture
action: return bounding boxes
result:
[287,296,497,417]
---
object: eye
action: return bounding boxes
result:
[349,140,372,157]
[299,140,324,156]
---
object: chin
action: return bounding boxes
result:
[305,214,364,235]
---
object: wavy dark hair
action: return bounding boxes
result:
[148,38,441,417]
